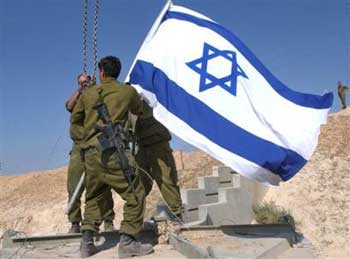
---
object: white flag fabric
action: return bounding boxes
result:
[128,3,333,186]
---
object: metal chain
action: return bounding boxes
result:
[82,0,89,74]
[92,0,100,77]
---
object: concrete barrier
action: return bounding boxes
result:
[181,165,256,225]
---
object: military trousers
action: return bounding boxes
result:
[81,147,146,237]
[135,141,182,216]
[67,143,115,224]
[338,92,347,108]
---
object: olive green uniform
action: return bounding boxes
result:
[67,97,115,225]
[70,78,145,236]
[134,102,182,216]
[338,84,348,109]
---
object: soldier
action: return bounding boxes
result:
[337,81,348,109]
[134,101,183,220]
[71,56,153,258]
[66,73,115,233]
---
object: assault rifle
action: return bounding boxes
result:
[94,100,136,191]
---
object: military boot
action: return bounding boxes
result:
[118,233,153,258]
[80,230,98,258]
[68,222,80,234]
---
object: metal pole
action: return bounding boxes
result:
[65,172,85,215]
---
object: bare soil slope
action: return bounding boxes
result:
[0,151,221,237]
[263,108,350,258]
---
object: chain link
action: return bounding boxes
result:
[93,0,99,77]
[82,0,89,74]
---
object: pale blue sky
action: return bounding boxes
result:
[0,0,348,174]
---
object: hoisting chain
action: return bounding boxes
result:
[82,0,89,74]
[82,0,99,77]
[92,0,99,77]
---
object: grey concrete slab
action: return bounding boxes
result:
[180,187,207,223]
[256,238,291,259]
[181,188,206,222]
[182,204,199,223]
[212,165,269,206]
[212,166,241,188]
[180,188,206,207]
[196,188,253,225]
[181,229,292,259]
[278,247,314,259]
[169,233,209,259]
[206,238,290,259]
[197,176,220,194]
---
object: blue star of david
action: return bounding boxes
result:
[186,42,248,96]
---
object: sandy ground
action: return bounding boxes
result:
[0,151,222,237]
[0,109,349,258]
[263,108,350,258]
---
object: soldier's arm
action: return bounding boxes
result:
[66,75,94,112]
[66,90,81,112]
[129,88,143,116]
[70,93,85,126]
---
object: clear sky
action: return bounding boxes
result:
[0,0,348,175]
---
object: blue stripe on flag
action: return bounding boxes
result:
[130,60,307,181]
[162,11,333,109]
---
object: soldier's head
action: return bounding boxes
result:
[77,73,91,90]
[98,56,122,81]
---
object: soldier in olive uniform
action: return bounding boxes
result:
[134,101,183,219]
[71,56,153,258]
[337,81,348,109]
[66,74,115,233]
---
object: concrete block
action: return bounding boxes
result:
[236,175,269,206]
[212,165,241,188]
[181,166,257,224]
[213,165,269,205]
[256,238,291,259]
[180,188,206,208]
[181,189,206,222]
[219,187,253,223]
[196,235,291,259]
[277,247,313,259]
[182,204,199,223]
[197,176,220,203]
[197,176,220,194]
[197,187,253,225]
[212,165,235,176]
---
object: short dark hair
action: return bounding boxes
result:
[98,56,122,79]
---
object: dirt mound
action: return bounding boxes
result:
[263,109,350,258]
[0,151,221,238]
[0,168,69,235]
[0,110,349,258]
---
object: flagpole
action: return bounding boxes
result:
[124,0,172,82]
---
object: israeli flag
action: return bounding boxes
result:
[128,2,333,186]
